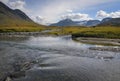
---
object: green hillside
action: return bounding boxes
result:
[0,2,46,32]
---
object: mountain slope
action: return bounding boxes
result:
[99,18,120,26]
[85,20,100,26]
[50,19,100,27]
[0,2,39,27]
[50,19,80,26]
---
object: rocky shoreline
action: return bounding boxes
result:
[74,37,120,46]
[0,32,61,38]
[89,47,120,52]
[0,32,44,36]
[73,37,120,52]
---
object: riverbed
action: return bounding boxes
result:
[0,35,120,81]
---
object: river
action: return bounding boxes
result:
[0,35,120,81]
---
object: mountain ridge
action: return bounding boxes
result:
[50,17,120,27]
[50,19,80,26]
[50,19,101,27]
[99,17,120,26]
[0,2,39,27]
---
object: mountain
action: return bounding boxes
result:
[76,21,87,26]
[50,19,100,27]
[101,18,112,23]
[85,20,100,26]
[50,19,80,26]
[99,17,120,26]
[0,2,39,27]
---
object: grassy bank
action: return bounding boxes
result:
[0,26,120,39]
[47,26,120,39]
[0,26,46,32]
[71,27,120,39]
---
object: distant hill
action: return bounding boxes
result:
[85,20,100,26]
[50,19,80,26]
[50,17,120,27]
[50,19,100,27]
[0,2,39,27]
[99,18,120,26]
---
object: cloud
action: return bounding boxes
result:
[36,16,45,21]
[8,0,29,13]
[0,0,9,4]
[36,16,45,22]
[96,10,109,18]
[66,9,73,13]
[61,13,92,21]
[33,16,46,25]
[8,0,26,11]
[0,0,27,12]
[96,10,120,18]
[110,11,120,18]
[1,0,118,25]
[32,0,118,23]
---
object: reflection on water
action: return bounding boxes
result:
[26,36,93,48]
[0,36,120,81]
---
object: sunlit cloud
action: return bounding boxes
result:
[32,0,118,24]
[96,10,120,19]
[61,13,92,21]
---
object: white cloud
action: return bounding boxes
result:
[8,0,29,13]
[32,16,46,25]
[110,11,120,18]
[66,9,73,13]
[35,16,45,24]
[96,10,120,18]
[36,16,45,21]
[61,13,92,21]
[8,0,26,11]
[96,10,109,18]
[32,0,118,24]
[0,0,28,12]
[0,0,9,4]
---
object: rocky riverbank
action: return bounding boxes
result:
[0,31,62,38]
[89,47,120,52]
[0,32,44,36]
[73,37,120,52]
[74,37,120,46]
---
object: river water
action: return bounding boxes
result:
[0,36,120,81]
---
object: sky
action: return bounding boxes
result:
[0,0,120,25]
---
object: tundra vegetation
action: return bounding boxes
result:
[47,26,120,39]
